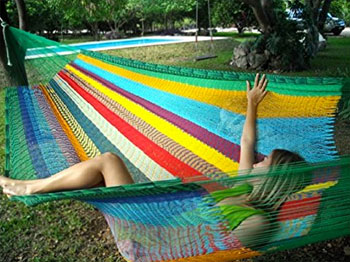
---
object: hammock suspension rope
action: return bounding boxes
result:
[0,16,12,66]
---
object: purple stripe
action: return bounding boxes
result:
[70,62,260,163]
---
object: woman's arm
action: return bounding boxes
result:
[239,74,268,171]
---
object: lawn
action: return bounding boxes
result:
[104,35,350,77]
[0,35,350,262]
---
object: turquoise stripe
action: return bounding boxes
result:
[73,59,337,162]
[85,51,346,96]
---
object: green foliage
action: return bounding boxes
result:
[211,0,256,33]
[5,0,63,33]
[51,0,105,28]
[248,1,310,71]
[128,0,195,25]
[330,0,350,25]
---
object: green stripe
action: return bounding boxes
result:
[84,51,347,96]
[10,156,350,206]
[10,178,198,206]
[5,88,36,180]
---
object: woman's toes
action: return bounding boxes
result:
[3,185,20,196]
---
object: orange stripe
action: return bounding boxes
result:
[39,85,89,161]
[164,248,261,261]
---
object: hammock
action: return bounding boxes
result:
[2,26,350,261]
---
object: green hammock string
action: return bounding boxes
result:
[2,26,350,262]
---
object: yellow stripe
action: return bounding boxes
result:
[66,64,239,173]
[298,181,338,193]
[77,54,340,118]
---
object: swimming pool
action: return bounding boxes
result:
[25,35,226,59]
[72,38,179,51]
[25,37,181,59]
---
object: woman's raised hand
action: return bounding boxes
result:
[246,73,268,106]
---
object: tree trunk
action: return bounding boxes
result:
[318,0,333,31]
[305,0,322,22]
[0,0,9,85]
[0,1,28,86]
[90,22,100,41]
[164,14,168,30]
[241,0,274,33]
[141,19,144,36]
[236,23,244,34]
[14,0,27,30]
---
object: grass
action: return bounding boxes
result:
[103,38,239,70]
[285,37,350,77]
[0,88,124,262]
[214,31,260,42]
[59,36,95,45]
[104,36,350,77]
[0,35,350,262]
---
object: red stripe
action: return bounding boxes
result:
[278,195,321,221]
[58,71,201,178]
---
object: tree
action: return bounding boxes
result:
[231,0,310,71]
[51,0,106,40]
[330,0,350,25]
[0,0,10,84]
[211,0,256,33]
[99,0,131,38]
[318,0,332,31]
[128,0,195,33]
[231,0,337,71]
[0,0,29,86]
[14,0,26,30]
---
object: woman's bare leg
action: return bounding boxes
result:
[0,152,134,196]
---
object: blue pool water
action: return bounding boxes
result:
[74,38,178,50]
[26,37,180,58]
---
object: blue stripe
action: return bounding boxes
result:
[87,189,219,225]
[73,59,337,162]
[18,88,52,177]
[88,190,228,256]
[28,88,71,175]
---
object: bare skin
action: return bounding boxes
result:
[217,73,270,246]
[0,152,134,196]
[239,73,268,171]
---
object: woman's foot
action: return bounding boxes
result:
[0,176,15,187]
[2,183,34,196]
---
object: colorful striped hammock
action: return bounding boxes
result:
[3,27,350,261]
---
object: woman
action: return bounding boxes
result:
[206,73,307,247]
[0,73,309,248]
[0,74,306,205]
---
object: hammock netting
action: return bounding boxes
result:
[2,26,350,261]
